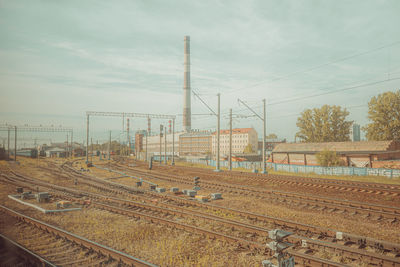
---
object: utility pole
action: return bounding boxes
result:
[14,126,17,161]
[159,125,163,164]
[164,127,167,165]
[91,137,93,162]
[216,93,221,171]
[71,131,73,159]
[172,118,175,165]
[229,108,232,171]
[66,134,69,158]
[122,113,125,132]
[263,99,266,174]
[145,131,148,162]
[7,127,10,160]
[192,90,221,172]
[108,131,111,160]
[127,118,130,156]
[237,98,267,174]
[86,114,89,163]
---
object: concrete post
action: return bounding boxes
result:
[145,131,148,162]
[66,134,69,158]
[215,93,221,172]
[14,126,17,161]
[262,99,267,174]
[172,118,175,165]
[86,114,89,163]
[71,131,73,159]
[164,127,167,165]
[91,137,94,161]
[7,127,10,160]
[159,125,162,164]
[229,108,232,171]
[108,131,111,160]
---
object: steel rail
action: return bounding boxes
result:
[115,164,400,221]
[59,163,400,255]
[0,205,157,267]
[0,233,57,267]
[3,168,400,264]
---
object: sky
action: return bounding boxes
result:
[0,0,400,145]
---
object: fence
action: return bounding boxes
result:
[185,159,400,178]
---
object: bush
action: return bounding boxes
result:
[316,149,345,167]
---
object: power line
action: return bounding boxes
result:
[268,76,400,106]
[223,41,400,95]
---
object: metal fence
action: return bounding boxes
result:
[185,159,400,178]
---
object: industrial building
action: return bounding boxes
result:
[212,128,258,158]
[270,140,400,168]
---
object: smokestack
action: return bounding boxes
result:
[183,36,191,132]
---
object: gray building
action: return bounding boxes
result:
[351,123,361,142]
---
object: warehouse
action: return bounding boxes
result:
[271,140,400,168]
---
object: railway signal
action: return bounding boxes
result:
[263,229,294,267]
[193,176,200,191]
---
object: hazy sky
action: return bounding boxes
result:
[1,1,400,144]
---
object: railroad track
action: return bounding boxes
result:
[2,166,400,266]
[0,175,357,266]
[0,233,56,267]
[108,162,400,224]
[0,205,156,267]
[148,161,400,196]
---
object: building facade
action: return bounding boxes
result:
[179,130,212,158]
[143,132,182,157]
[212,128,258,158]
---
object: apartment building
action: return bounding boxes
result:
[212,128,258,158]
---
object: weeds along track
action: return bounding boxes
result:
[0,205,155,267]
[109,162,400,224]
[2,166,400,266]
[148,162,400,196]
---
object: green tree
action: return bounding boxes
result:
[316,149,345,166]
[266,133,278,139]
[364,90,400,141]
[243,144,254,154]
[296,105,352,142]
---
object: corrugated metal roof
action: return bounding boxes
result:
[273,140,395,153]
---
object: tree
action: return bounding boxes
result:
[364,90,400,141]
[266,133,278,139]
[296,105,352,142]
[243,144,254,154]
[316,149,345,167]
